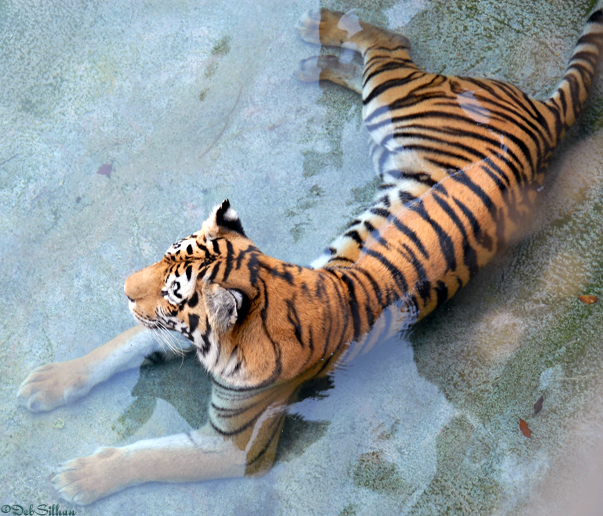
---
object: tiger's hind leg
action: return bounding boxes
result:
[297,9,414,66]
[299,10,424,269]
[297,55,363,94]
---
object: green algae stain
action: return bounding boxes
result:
[302,149,336,178]
[291,221,309,242]
[338,504,358,516]
[205,61,219,79]
[205,34,232,79]
[348,177,381,207]
[301,86,361,179]
[320,0,399,27]
[211,35,232,57]
[574,93,603,138]
[411,415,501,515]
[287,184,325,239]
[351,450,410,496]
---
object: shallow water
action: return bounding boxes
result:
[2,0,603,514]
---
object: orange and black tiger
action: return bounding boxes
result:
[17,4,603,505]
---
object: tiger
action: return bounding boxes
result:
[16,4,603,506]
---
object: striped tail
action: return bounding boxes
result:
[546,3,603,133]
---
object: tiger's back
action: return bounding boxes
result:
[304,8,603,289]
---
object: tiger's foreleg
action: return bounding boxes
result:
[50,424,247,505]
[17,324,194,412]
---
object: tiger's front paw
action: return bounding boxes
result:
[52,448,128,505]
[17,360,91,412]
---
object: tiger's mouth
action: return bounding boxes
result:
[129,306,160,329]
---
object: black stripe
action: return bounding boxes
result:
[211,238,220,254]
[245,413,285,466]
[361,248,408,295]
[346,269,376,328]
[348,266,386,307]
[223,240,234,282]
[389,216,429,259]
[450,171,496,218]
[188,313,199,333]
[587,9,603,24]
[378,194,391,208]
[434,280,449,308]
[398,190,416,204]
[570,50,599,66]
[207,261,221,282]
[363,71,425,105]
[386,169,436,187]
[344,230,363,245]
[409,199,457,272]
[321,269,352,353]
[452,197,493,252]
[340,274,362,341]
[364,220,376,232]
[286,298,304,347]
[188,291,199,307]
[363,61,412,87]
[370,207,390,218]
[398,243,431,305]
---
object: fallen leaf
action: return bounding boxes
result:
[519,418,532,438]
[534,395,544,415]
[578,295,598,305]
[97,163,112,177]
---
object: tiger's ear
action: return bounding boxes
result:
[203,199,246,239]
[205,284,248,333]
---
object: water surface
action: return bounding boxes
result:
[2,0,603,514]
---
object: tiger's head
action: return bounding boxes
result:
[124,200,338,388]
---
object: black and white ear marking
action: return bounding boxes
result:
[215,199,246,237]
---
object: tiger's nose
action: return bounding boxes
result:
[124,262,163,301]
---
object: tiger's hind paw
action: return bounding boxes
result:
[296,56,323,82]
[296,9,322,45]
[296,55,363,94]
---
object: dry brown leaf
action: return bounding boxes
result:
[519,418,532,438]
[534,395,544,415]
[578,295,598,305]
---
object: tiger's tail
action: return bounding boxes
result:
[546,3,603,134]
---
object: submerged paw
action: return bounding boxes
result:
[296,56,322,82]
[296,9,322,45]
[52,449,121,505]
[17,362,89,412]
